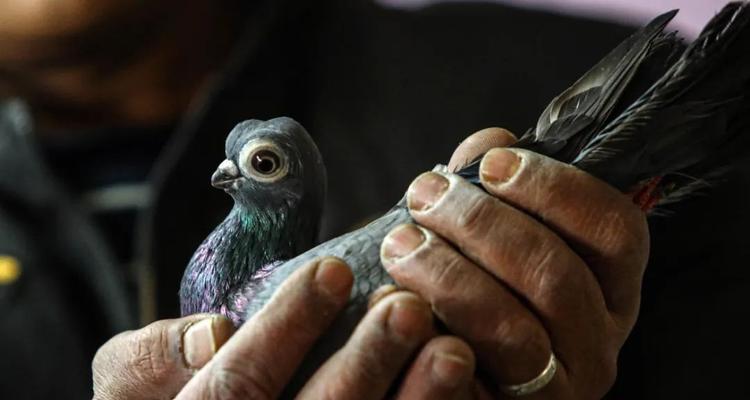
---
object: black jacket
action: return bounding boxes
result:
[1,1,748,398]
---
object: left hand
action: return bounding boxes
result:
[94,258,478,400]
[380,128,650,399]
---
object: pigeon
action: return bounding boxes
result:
[233,2,750,382]
[179,117,326,326]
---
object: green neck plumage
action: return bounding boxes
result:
[209,201,312,298]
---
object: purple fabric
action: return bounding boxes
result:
[378,0,734,37]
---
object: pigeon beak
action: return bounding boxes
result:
[211,159,240,190]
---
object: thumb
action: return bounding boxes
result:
[93,314,235,400]
[448,127,517,172]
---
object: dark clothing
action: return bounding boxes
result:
[0,103,134,398]
[39,124,172,265]
[1,1,748,398]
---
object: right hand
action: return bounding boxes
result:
[93,258,478,399]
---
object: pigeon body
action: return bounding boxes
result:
[179,117,326,325]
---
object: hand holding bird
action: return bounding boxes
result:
[382,128,649,397]
[96,258,480,399]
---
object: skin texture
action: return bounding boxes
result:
[382,128,649,398]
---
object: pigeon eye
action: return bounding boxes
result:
[239,140,289,182]
[251,150,281,175]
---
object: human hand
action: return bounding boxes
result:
[381,128,650,398]
[93,258,478,399]
[92,312,236,400]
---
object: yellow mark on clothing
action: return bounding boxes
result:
[0,255,21,284]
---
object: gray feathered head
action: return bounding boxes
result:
[212,117,327,214]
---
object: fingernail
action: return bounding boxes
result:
[184,317,226,369]
[480,148,521,185]
[381,224,425,264]
[387,297,432,344]
[432,352,471,388]
[368,284,399,310]
[315,258,353,297]
[407,172,449,212]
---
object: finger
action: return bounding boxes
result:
[479,148,649,325]
[92,314,235,400]
[176,257,353,400]
[448,127,518,172]
[405,173,617,393]
[394,336,476,400]
[367,284,400,309]
[297,291,434,399]
[381,223,557,387]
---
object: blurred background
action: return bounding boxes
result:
[380,0,735,37]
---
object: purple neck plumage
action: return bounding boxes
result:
[179,203,308,326]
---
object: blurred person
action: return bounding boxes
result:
[0,0,747,399]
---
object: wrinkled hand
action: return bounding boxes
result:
[93,258,478,399]
[381,128,650,399]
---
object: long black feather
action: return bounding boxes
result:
[532,10,678,144]
[459,3,750,212]
[576,3,750,186]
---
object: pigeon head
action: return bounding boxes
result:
[212,117,326,214]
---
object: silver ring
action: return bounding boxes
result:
[499,352,558,397]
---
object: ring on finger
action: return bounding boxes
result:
[499,352,558,397]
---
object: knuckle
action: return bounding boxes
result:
[91,342,112,375]
[534,268,568,308]
[589,201,649,262]
[491,315,545,357]
[92,330,132,371]
[521,241,571,305]
[455,193,497,238]
[207,361,276,400]
[549,167,650,266]
[92,344,114,390]
[314,350,387,400]
[269,285,339,339]
[428,247,468,290]
[282,306,330,343]
[124,324,175,385]
[517,231,557,269]
[341,348,388,388]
